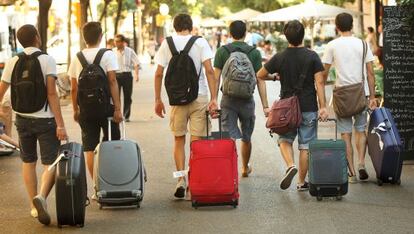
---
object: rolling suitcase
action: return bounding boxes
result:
[309,119,348,201]
[189,111,239,208]
[94,119,146,209]
[367,107,403,186]
[54,142,87,228]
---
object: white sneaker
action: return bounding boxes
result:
[30,208,38,218]
[32,195,51,225]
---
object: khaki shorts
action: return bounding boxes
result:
[170,96,210,137]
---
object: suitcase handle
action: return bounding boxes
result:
[318,118,338,141]
[107,117,126,141]
[205,110,222,139]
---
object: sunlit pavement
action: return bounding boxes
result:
[0,63,413,234]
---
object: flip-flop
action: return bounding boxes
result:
[242,165,252,178]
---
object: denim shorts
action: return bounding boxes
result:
[15,115,60,165]
[337,109,368,134]
[221,96,255,142]
[278,112,318,150]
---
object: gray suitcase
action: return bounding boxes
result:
[94,119,146,209]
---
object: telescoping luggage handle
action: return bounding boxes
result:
[107,117,126,141]
[205,110,222,139]
[319,118,338,141]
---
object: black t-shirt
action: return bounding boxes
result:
[264,47,324,112]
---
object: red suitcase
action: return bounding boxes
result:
[189,111,239,209]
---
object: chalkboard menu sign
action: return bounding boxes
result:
[383,6,414,160]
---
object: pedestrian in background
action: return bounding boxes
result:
[114,34,140,122]
[257,20,328,191]
[322,13,377,183]
[365,27,378,56]
[0,24,67,225]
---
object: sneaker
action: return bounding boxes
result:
[280,166,298,190]
[32,195,51,225]
[30,208,38,218]
[297,181,309,191]
[358,164,369,181]
[174,179,186,199]
[348,174,358,184]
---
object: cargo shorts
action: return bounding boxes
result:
[169,95,210,137]
[15,115,60,165]
[220,95,256,142]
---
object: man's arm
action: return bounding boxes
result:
[134,64,139,82]
[366,62,377,110]
[213,68,221,98]
[322,64,331,82]
[0,81,10,104]
[256,67,276,81]
[204,59,218,113]
[315,71,328,121]
[154,65,166,118]
[257,76,269,116]
[70,77,79,122]
[47,76,67,140]
[107,71,123,122]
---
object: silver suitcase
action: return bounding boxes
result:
[94,119,146,209]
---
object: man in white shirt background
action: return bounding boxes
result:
[114,34,140,122]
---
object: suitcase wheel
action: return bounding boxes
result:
[136,202,141,208]
[396,179,401,185]
[316,196,323,201]
[192,201,198,209]
[99,204,103,210]
[232,199,238,208]
[377,179,383,186]
[336,196,342,201]
[79,223,84,228]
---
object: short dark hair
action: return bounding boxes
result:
[335,13,353,32]
[173,14,193,32]
[115,34,126,42]
[82,22,102,45]
[229,21,246,40]
[367,26,374,33]
[17,24,38,48]
[283,20,304,46]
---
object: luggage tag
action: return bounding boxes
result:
[173,169,189,178]
[47,153,67,171]
[372,122,387,151]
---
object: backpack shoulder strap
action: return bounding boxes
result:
[245,46,256,55]
[166,37,179,56]
[76,52,89,69]
[183,36,201,54]
[93,48,110,65]
[361,39,367,83]
[223,44,235,54]
[30,51,46,58]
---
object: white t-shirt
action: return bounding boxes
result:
[1,47,57,118]
[322,36,375,95]
[67,48,119,80]
[154,35,214,96]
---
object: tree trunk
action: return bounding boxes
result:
[114,0,123,35]
[99,0,112,22]
[359,0,364,36]
[38,0,52,52]
[79,0,89,49]
[67,0,72,65]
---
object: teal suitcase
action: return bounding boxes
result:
[309,119,348,201]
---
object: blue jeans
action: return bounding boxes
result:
[277,112,318,150]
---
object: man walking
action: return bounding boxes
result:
[68,22,123,180]
[213,20,269,177]
[114,34,140,122]
[0,24,67,225]
[322,13,377,183]
[257,20,328,190]
[154,14,218,199]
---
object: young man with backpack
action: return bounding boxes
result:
[154,14,218,199]
[68,22,123,180]
[213,20,269,177]
[257,20,328,191]
[0,24,67,225]
[322,13,377,183]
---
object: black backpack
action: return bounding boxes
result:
[76,49,111,120]
[11,51,48,113]
[165,36,201,106]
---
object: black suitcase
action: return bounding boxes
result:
[368,108,403,186]
[55,142,87,228]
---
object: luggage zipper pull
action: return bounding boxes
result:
[47,152,67,171]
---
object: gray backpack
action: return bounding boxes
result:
[221,44,257,99]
